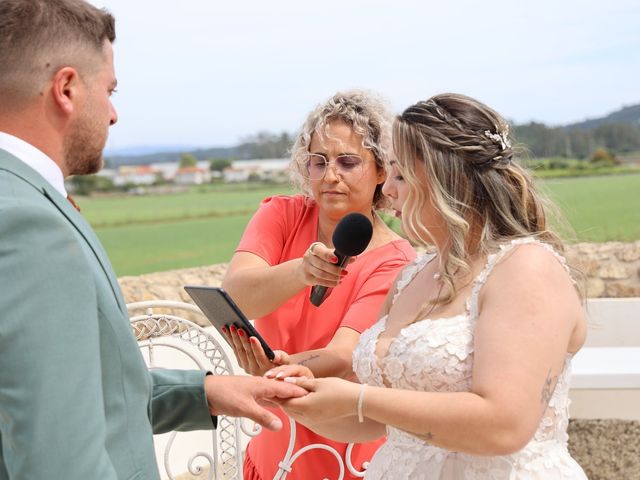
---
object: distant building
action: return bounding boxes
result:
[149,160,211,182]
[222,166,251,183]
[151,162,180,181]
[114,165,161,186]
[174,166,212,185]
[223,158,289,183]
[104,158,289,186]
[94,168,118,182]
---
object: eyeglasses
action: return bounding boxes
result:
[299,153,369,180]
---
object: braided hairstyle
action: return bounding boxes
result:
[289,89,393,209]
[393,93,564,305]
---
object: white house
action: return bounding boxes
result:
[222,166,251,183]
[174,166,212,185]
[113,165,161,186]
[223,158,289,182]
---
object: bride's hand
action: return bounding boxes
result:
[278,377,360,426]
[264,364,314,381]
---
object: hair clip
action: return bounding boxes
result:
[484,125,511,151]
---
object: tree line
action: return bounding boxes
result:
[513,122,640,159]
[213,124,640,162]
[104,102,640,169]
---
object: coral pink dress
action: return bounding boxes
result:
[236,195,416,480]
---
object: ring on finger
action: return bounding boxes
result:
[308,241,322,256]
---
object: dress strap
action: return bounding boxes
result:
[465,237,572,320]
[392,252,436,304]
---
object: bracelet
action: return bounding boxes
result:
[357,383,367,423]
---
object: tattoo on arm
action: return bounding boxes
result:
[298,354,320,366]
[400,428,434,442]
[413,431,434,442]
[540,368,558,406]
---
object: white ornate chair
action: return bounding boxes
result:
[129,300,368,480]
[129,300,258,480]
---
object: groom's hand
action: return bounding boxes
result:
[204,375,307,431]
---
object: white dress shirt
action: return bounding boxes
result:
[0,131,67,196]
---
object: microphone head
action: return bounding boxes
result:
[332,213,373,257]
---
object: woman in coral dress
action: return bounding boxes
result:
[222,90,415,479]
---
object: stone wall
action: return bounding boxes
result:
[119,241,640,310]
[120,263,228,306]
[565,241,640,297]
[568,419,640,480]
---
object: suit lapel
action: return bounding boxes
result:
[43,188,127,313]
[0,149,127,314]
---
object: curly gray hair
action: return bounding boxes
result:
[288,89,393,209]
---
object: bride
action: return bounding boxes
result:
[270,93,588,478]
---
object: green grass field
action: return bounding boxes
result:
[542,174,640,243]
[89,184,290,276]
[97,214,257,275]
[82,183,288,227]
[83,175,640,276]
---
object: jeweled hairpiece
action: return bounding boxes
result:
[484,125,511,151]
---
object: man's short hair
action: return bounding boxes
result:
[0,0,115,106]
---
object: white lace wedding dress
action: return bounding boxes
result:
[352,238,587,479]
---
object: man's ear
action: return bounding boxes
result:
[51,67,82,115]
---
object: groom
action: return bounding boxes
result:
[0,1,305,479]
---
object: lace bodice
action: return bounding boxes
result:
[352,238,587,479]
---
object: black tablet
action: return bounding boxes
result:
[184,285,275,361]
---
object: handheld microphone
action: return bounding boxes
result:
[309,212,373,307]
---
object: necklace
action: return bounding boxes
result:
[416,280,445,322]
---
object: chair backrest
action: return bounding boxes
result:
[129,300,370,480]
[584,298,640,347]
[128,300,261,480]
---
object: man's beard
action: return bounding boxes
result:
[64,111,106,176]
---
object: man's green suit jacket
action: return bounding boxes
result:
[0,150,214,479]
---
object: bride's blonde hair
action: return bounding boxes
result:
[393,93,566,306]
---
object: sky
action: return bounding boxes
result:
[91,0,640,154]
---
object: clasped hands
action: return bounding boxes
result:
[216,329,361,430]
[270,368,362,430]
[222,332,360,431]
